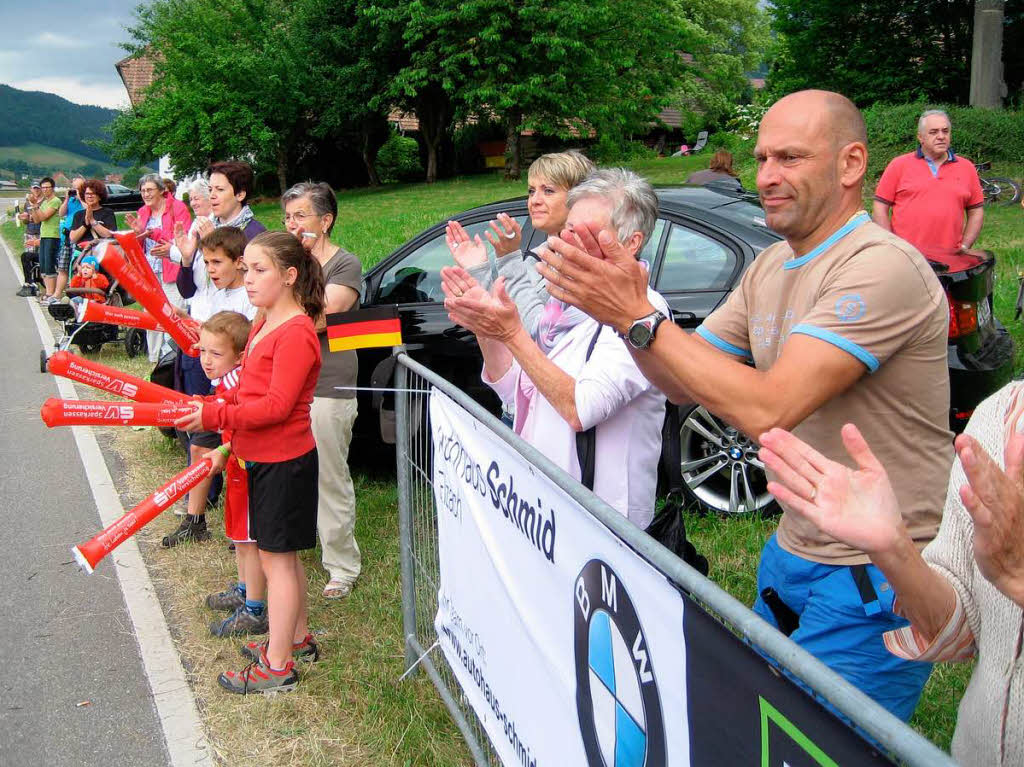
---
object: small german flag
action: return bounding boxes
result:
[326,305,403,352]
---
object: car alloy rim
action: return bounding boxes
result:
[679,406,775,515]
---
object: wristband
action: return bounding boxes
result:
[216,445,231,458]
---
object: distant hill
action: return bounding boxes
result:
[0,83,118,164]
[0,143,129,177]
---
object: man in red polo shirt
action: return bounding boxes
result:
[872,109,984,259]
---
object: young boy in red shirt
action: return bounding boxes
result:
[194,311,268,637]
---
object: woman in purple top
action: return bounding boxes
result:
[176,161,267,302]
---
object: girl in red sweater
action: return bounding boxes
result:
[176,231,324,694]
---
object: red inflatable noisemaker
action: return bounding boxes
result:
[71,458,214,573]
[76,299,164,331]
[47,351,190,404]
[95,237,200,356]
[40,397,197,428]
[111,230,164,294]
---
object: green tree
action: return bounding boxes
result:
[107,0,313,194]
[292,0,404,186]
[122,165,146,189]
[767,0,1023,106]
[669,0,768,134]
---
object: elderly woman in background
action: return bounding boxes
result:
[685,150,743,191]
[282,181,363,600]
[758,381,1024,767]
[127,173,192,362]
[447,150,594,336]
[442,169,669,528]
[172,178,216,322]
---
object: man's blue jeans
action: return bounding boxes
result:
[753,534,933,722]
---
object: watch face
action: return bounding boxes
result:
[628,322,653,348]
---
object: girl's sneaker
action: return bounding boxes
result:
[217,651,298,695]
[240,634,320,664]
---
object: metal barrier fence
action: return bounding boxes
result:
[394,352,956,767]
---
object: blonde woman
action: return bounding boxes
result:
[446,150,595,334]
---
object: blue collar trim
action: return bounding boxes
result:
[915,146,957,163]
[784,213,871,270]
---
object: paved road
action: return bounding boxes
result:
[0,220,170,766]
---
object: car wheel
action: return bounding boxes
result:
[79,342,101,354]
[40,349,48,374]
[677,405,778,516]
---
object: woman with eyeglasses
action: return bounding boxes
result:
[281,181,363,601]
[68,179,116,253]
[126,173,192,362]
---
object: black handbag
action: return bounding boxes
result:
[644,405,709,575]
[574,327,709,576]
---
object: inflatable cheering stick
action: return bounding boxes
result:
[95,237,200,355]
[72,458,214,573]
[109,229,164,293]
[40,397,197,428]
[76,299,163,331]
[47,351,190,404]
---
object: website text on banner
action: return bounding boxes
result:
[429,388,896,767]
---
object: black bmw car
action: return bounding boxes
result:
[353,186,1013,516]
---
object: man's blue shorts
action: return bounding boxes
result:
[753,534,933,722]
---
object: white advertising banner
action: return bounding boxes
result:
[430,389,689,767]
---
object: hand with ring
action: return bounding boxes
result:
[443,274,522,343]
[483,213,523,258]
[758,424,909,557]
[440,266,484,301]
[445,220,488,269]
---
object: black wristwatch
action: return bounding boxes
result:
[623,310,668,350]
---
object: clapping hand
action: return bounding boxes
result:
[445,220,488,268]
[956,429,1024,607]
[195,217,215,239]
[444,274,522,343]
[537,222,653,335]
[483,213,523,258]
[150,241,170,258]
[758,424,908,557]
[124,212,140,232]
[174,221,197,260]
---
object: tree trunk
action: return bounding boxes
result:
[969,0,1006,107]
[503,114,523,181]
[415,86,451,184]
[361,134,381,187]
[275,145,288,197]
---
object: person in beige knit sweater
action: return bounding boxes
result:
[756,383,1024,766]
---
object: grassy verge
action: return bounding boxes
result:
[5,155,1021,759]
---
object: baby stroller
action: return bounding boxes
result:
[41,254,146,372]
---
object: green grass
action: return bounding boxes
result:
[0,142,134,175]
[5,155,1021,759]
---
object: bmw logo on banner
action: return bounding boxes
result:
[574,559,666,767]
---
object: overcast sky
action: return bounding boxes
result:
[0,0,141,109]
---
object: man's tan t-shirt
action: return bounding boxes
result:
[699,213,953,565]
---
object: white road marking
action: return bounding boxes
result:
[2,232,211,767]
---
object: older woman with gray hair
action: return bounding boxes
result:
[282,181,363,599]
[127,172,192,362]
[441,169,668,527]
[172,178,216,321]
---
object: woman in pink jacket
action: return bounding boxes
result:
[127,173,192,361]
